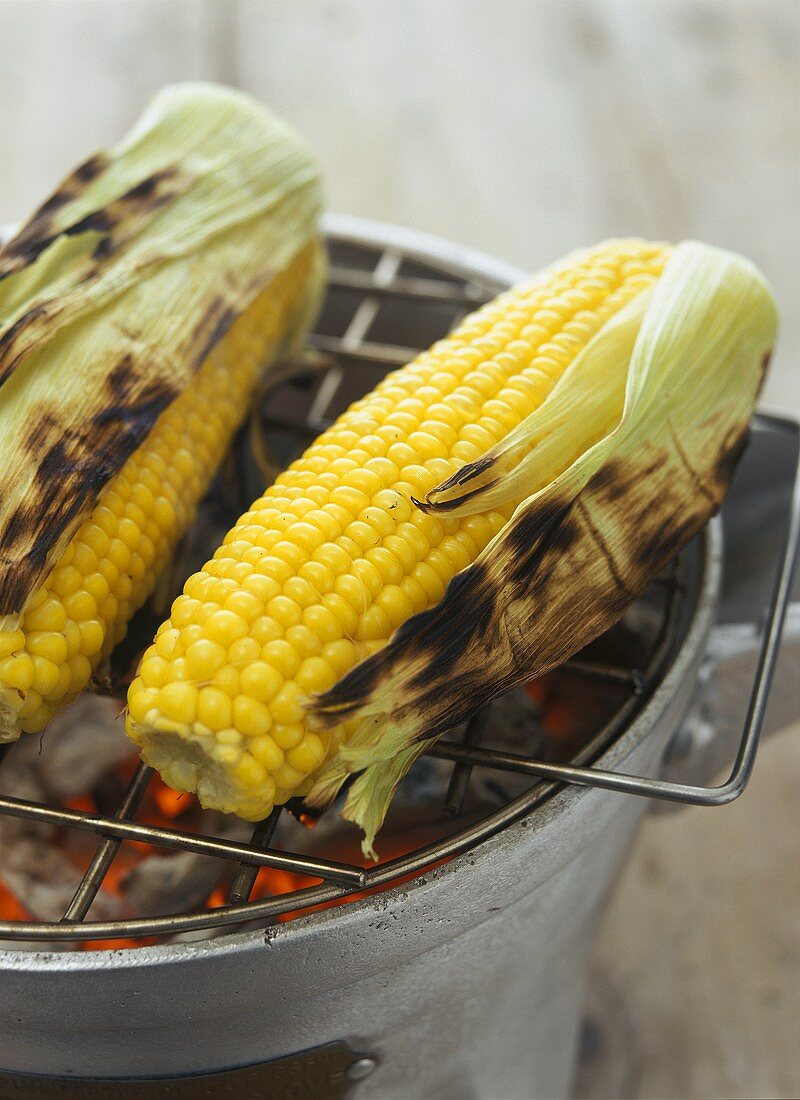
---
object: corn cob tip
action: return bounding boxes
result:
[128,719,273,821]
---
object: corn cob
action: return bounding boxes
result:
[0,84,324,740]
[126,239,673,819]
[129,239,776,856]
[0,243,320,737]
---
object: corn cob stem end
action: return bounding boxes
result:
[128,717,276,821]
[0,691,23,742]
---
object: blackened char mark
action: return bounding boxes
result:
[106,354,138,400]
[0,232,58,277]
[0,491,90,615]
[80,168,184,260]
[311,495,577,727]
[0,302,54,387]
[586,456,658,505]
[65,209,116,238]
[19,349,140,480]
[404,497,580,695]
[406,561,503,690]
[310,561,504,727]
[2,503,33,550]
[35,439,76,487]
[92,235,116,261]
[93,379,177,436]
[72,154,108,184]
[0,432,95,612]
[63,208,119,265]
[413,475,501,515]
[417,450,498,505]
[25,411,60,455]
[59,167,182,242]
[0,153,110,279]
[36,153,108,218]
[191,300,238,370]
[123,167,179,203]
[0,374,177,615]
[505,495,577,586]
[311,651,385,723]
[0,163,186,384]
[0,160,182,281]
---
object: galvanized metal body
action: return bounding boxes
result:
[9,217,794,1098]
[0,519,722,1099]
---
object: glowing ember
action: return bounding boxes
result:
[0,878,28,923]
[0,651,629,949]
[154,783,191,820]
[0,716,212,949]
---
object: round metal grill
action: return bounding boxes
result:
[0,219,709,945]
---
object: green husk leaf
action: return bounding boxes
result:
[417,288,651,516]
[342,741,433,862]
[307,240,778,858]
[0,81,323,619]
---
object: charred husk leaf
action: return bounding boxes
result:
[307,241,778,857]
[0,82,323,618]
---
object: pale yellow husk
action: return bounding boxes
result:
[308,241,778,857]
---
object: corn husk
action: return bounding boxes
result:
[0,82,324,621]
[306,241,778,857]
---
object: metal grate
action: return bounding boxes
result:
[0,223,796,945]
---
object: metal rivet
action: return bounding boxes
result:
[347,1057,377,1081]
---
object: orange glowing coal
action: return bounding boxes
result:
[0,759,200,950]
[228,824,452,924]
[0,754,451,951]
[0,674,585,950]
[0,878,28,923]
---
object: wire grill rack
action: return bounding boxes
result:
[0,223,796,945]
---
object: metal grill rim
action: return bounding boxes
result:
[0,218,784,946]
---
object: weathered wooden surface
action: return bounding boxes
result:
[0,2,797,1096]
[593,720,800,1099]
[0,0,797,414]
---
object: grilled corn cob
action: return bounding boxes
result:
[126,239,673,816]
[129,238,776,855]
[0,84,324,740]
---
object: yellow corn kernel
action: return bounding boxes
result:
[232,695,272,738]
[251,734,284,771]
[0,631,24,659]
[196,686,233,731]
[159,682,198,725]
[0,654,34,692]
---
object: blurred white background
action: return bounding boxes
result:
[0,3,798,1097]
[0,0,797,414]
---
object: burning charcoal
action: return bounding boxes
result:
[121,816,248,918]
[122,852,227,919]
[1,837,124,923]
[36,696,137,800]
[0,697,136,925]
[0,741,55,846]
